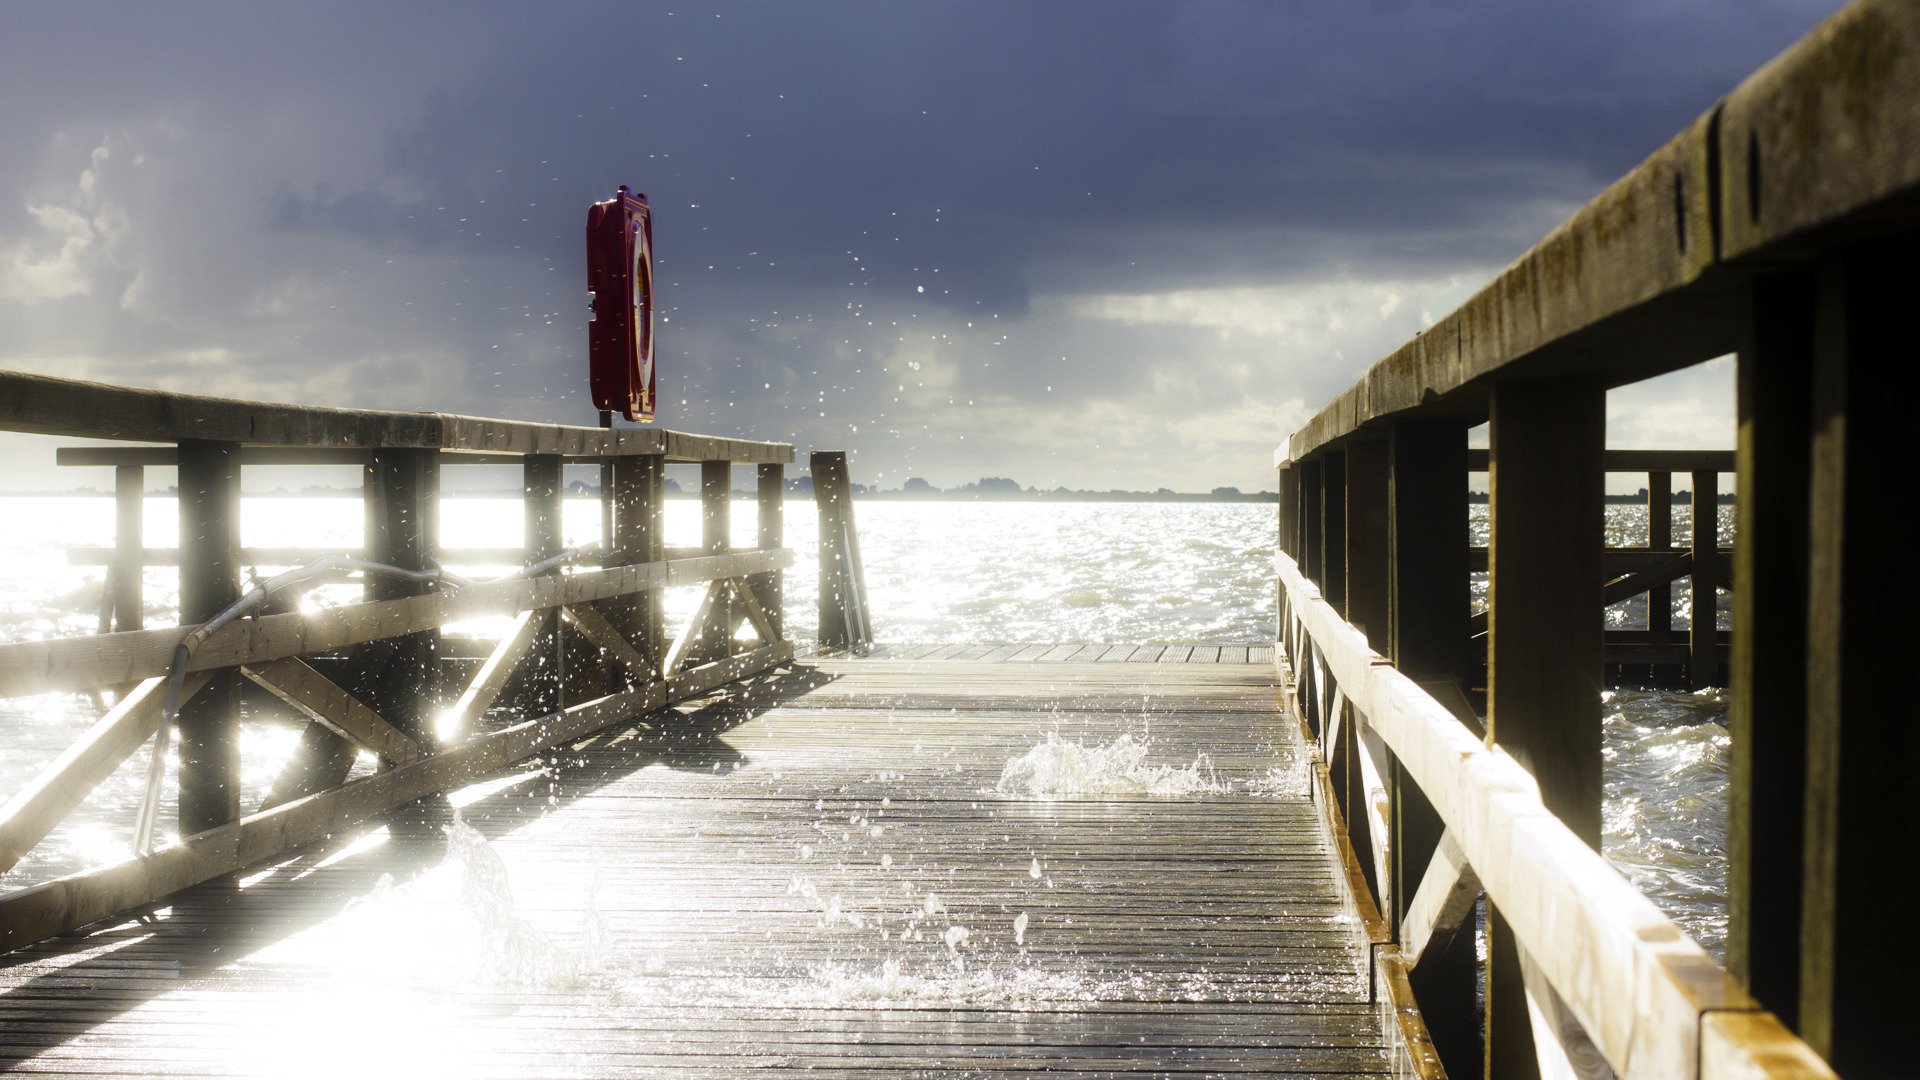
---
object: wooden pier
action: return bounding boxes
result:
[1273,2,1919,1077]
[2,2,1916,1076]
[0,653,1420,1077]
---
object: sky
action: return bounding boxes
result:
[0,0,1842,493]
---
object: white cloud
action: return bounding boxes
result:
[0,141,126,302]
[1064,273,1481,344]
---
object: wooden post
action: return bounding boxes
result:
[756,463,785,641]
[611,453,667,677]
[1727,269,1813,1025]
[1340,439,1390,907]
[1319,450,1347,617]
[110,465,143,633]
[811,450,871,650]
[175,440,241,836]
[1387,419,1478,1080]
[1646,471,1672,637]
[370,448,440,742]
[523,454,564,712]
[1277,462,1299,561]
[1796,247,1918,1075]
[701,460,733,659]
[1300,458,1323,587]
[1344,440,1390,644]
[1687,469,1720,689]
[1296,458,1325,740]
[1486,380,1605,1080]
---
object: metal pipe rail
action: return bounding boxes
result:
[1278,554,1829,1079]
[0,369,800,954]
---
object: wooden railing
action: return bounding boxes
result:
[1278,561,1828,1079]
[0,370,798,952]
[1272,2,1918,1075]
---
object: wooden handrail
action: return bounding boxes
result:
[1278,552,1831,1078]
[0,549,791,698]
[1284,1,1920,461]
[0,369,792,463]
[0,375,804,957]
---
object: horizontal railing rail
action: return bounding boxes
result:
[1271,5,1918,1072]
[1,370,792,463]
[1278,554,1830,1079]
[1284,0,1920,460]
[0,370,801,954]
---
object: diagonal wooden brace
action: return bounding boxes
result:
[243,657,424,766]
[563,602,657,679]
[0,672,212,876]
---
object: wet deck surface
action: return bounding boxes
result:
[0,653,1392,1077]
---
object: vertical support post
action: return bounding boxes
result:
[1300,459,1323,588]
[1646,471,1673,636]
[599,410,615,557]
[612,453,667,675]
[1387,419,1478,1080]
[370,448,440,742]
[176,440,241,836]
[1687,469,1720,690]
[811,450,871,650]
[1340,438,1390,906]
[701,460,733,659]
[1296,457,1325,740]
[1320,450,1347,617]
[756,463,785,641]
[523,454,564,712]
[1277,461,1299,561]
[1486,380,1605,1080]
[1344,440,1391,644]
[1727,269,1813,1024]
[1797,247,1917,1075]
[111,464,144,633]
[273,462,387,801]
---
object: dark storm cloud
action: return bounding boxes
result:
[0,0,1840,490]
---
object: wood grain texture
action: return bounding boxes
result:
[0,643,793,953]
[0,658,1403,1077]
[1283,2,1920,462]
[1277,552,1832,1079]
[0,370,792,463]
[0,550,793,698]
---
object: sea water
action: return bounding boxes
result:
[0,495,1731,958]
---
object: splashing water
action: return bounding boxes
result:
[314,813,604,990]
[996,731,1224,798]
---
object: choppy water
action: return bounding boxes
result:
[0,496,1728,958]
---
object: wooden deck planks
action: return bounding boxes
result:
[0,657,1389,1076]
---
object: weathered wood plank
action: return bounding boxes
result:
[437,609,542,747]
[1718,1,1920,261]
[175,440,242,836]
[1400,831,1479,969]
[0,642,793,953]
[1289,109,1719,461]
[1726,271,1813,1022]
[1795,244,1918,1075]
[0,550,792,698]
[1465,449,1734,473]
[1,370,793,462]
[241,658,422,765]
[0,653,1415,1077]
[1279,552,1829,1079]
[0,674,213,877]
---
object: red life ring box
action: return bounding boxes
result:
[586,186,655,422]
